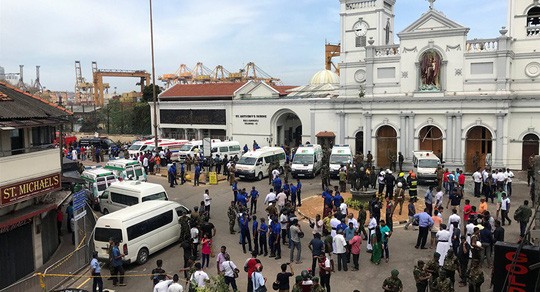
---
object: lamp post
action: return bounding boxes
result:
[149,0,158,149]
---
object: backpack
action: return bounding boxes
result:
[513,207,523,221]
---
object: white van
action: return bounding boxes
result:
[412,151,442,184]
[210,141,242,159]
[176,139,222,161]
[291,144,323,178]
[81,168,118,209]
[98,181,168,214]
[105,159,147,182]
[329,145,353,178]
[235,147,286,180]
[93,200,190,265]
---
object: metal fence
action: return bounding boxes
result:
[1,204,97,292]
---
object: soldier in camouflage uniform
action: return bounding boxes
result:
[382,269,403,292]
[425,252,441,291]
[467,260,484,292]
[442,249,460,289]
[179,214,191,243]
[311,277,325,292]
[227,201,238,234]
[413,260,430,292]
[321,165,330,191]
[433,270,452,292]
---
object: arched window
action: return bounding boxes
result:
[527,6,540,36]
[419,50,442,91]
[385,20,391,45]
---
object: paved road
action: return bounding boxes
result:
[69,168,527,292]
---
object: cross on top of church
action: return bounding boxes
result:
[427,0,436,10]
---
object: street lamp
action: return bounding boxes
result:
[149,0,158,149]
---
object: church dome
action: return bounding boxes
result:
[310,70,339,85]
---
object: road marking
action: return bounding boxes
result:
[77,277,91,288]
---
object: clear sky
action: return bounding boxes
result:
[0,0,506,93]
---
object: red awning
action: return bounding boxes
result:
[316,131,336,138]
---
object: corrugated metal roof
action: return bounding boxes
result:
[0,82,72,120]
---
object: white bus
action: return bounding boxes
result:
[210,141,241,159]
[127,139,188,156]
[93,201,190,265]
[235,147,286,180]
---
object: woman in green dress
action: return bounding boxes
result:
[370,226,382,265]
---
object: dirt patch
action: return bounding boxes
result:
[298,191,427,224]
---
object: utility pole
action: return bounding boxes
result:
[149,0,158,150]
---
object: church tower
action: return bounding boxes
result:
[339,0,395,98]
[508,0,540,51]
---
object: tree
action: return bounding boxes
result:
[141,84,162,103]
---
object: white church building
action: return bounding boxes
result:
[152,0,540,172]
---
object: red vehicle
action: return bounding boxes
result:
[55,132,77,147]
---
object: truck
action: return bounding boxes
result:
[412,151,442,184]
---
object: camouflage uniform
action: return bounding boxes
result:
[413,263,429,292]
[394,187,405,215]
[179,215,191,243]
[433,276,452,292]
[425,256,440,291]
[443,253,459,289]
[227,204,237,234]
[382,273,403,292]
[467,261,484,292]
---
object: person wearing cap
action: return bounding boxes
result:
[409,172,418,202]
[378,170,386,195]
[384,170,396,199]
[382,269,403,292]
[414,260,430,292]
[90,251,103,292]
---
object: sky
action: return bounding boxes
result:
[0,0,507,93]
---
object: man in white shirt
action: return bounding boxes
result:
[346,213,359,230]
[71,149,78,161]
[472,168,482,198]
[276,191,287,212]
[339,202,348,217]
[272,168,280,180]
[263,189,276,205]
[203,189,212,218]
[312,214,324,235]
[435,225,451,266]
[501,193,512,226]
[435,188,444,208]
[465,220,476,244]
[191,263,210,287]
[366,215,377,252]
[333,230,348,271]
[447,209,461,238]
[167,274,183,292]
[505,168,514,197]
[220,254,239,291]
[190,227,199,258]
[153,279,173,292]
[252,264,266,290]
[496,170,506,189]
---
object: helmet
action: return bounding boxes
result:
[399,172,404,177]
[301,270,310,279]
[380,171,385,176]
[387,170,393,174]
[397,182,403,188]
[411,173,416,178]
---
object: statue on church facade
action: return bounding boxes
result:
[420,50,441,91]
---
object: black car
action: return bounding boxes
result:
[78,137,116,152]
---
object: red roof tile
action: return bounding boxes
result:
[160,82,247,99]
[271,85,297,95]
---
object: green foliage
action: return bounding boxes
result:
[345,198,368,211]
[194,274,229,291]
[99,99,151,135]
[141,84,162,103]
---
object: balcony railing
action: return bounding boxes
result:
[345,0,376,10]
[374,45,400,57]
[466,39,498,52]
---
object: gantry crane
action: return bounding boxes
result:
[74,61,94,105]
[91,61,150,106]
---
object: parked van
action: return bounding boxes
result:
[210,141,242,159]
[329,145,353,178]
[98,181,168,214]
[235,147,286,180]
[291,144,323,178]
[412,151,442,184]
[176,139,221,161]
[79,137,116,152]
[105,159,147,182]
[93,200,190,265]
[81,168,118,209]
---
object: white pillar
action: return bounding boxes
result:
[407,114,415,161]
[338,111,346,145]
[454,113,463,165]
[495,112,506,167]
[446,113,454,163]
[310,111,316,144]
[364,113,373,153]
[399,114,406,156]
